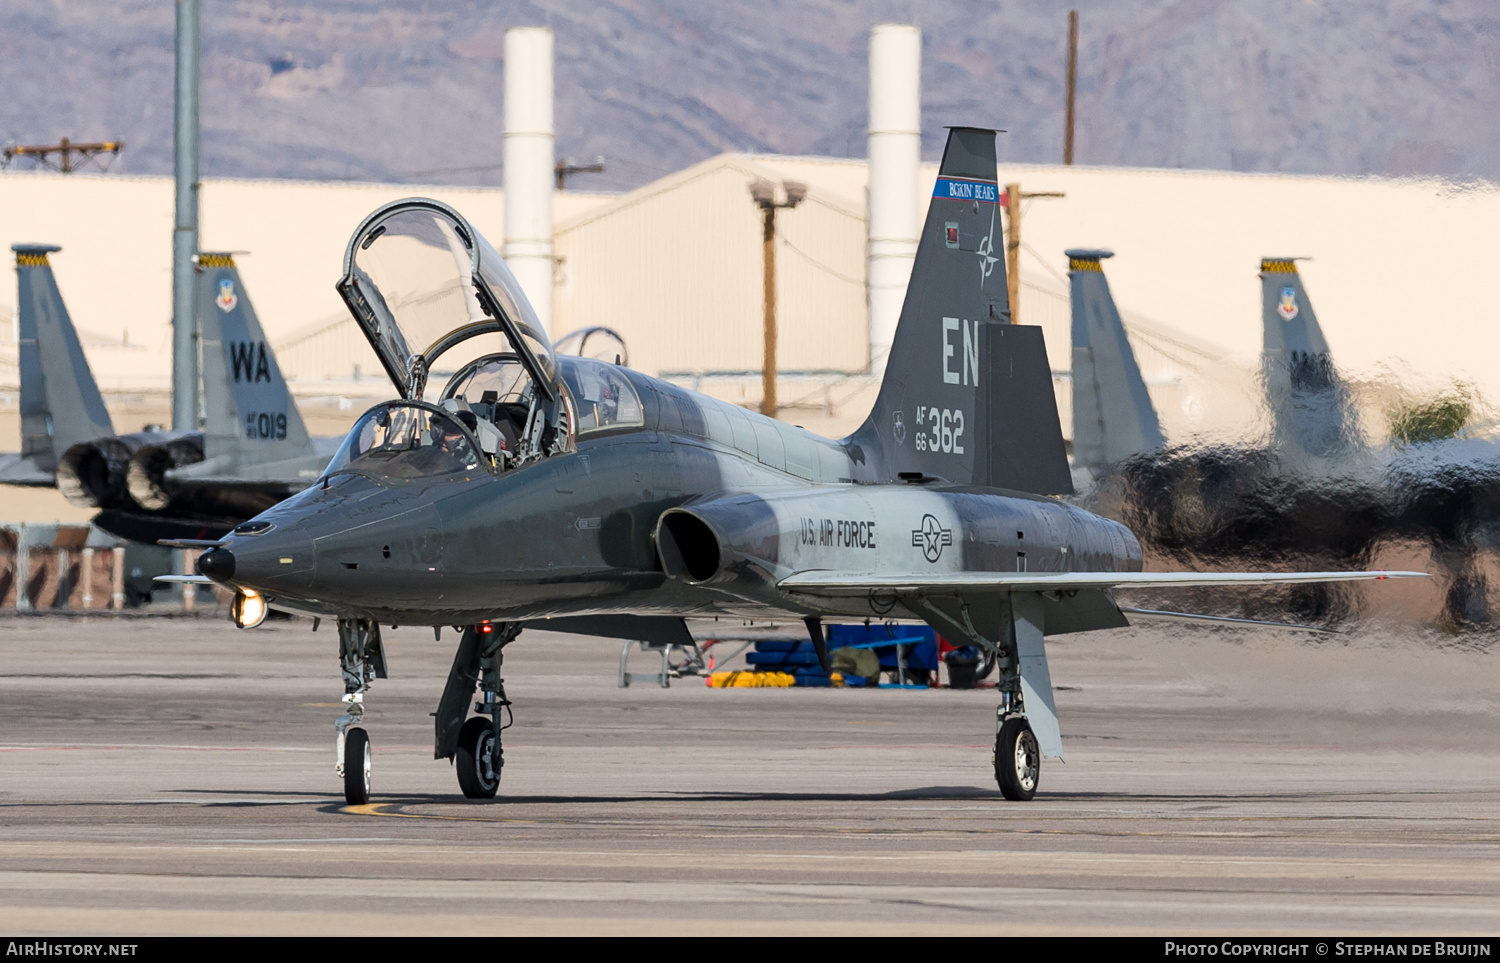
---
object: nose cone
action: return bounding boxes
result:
[211,528,316,595]
[197,548,236,581]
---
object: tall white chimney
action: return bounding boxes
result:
[504,26,555,328]
[866,23,921,373]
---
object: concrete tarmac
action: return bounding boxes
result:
[0,613,1496,936]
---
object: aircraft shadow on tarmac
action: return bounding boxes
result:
[156,785,1465,812]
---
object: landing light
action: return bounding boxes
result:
[232,590,268,629]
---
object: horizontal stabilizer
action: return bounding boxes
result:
[780,569,1426,597]
[154,574,214,585]
[0,453,57,486]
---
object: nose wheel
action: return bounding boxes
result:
[341,726,372,805]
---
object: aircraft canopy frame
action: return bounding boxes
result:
[336,198,558,403]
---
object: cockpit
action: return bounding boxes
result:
[327,198,649,485]
[330,198,572,476]
[324,402,484,481]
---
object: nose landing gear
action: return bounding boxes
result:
[334,619,386,806]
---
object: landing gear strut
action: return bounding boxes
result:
[335,618,386,805]
[435,621,519,799]
[990,628,1039,800]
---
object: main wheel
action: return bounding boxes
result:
[343,727,371,806]
[994,717,1040,801]
[456,716,501,799]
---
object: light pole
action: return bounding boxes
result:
[750,178,805,417]
[172,0,200,431]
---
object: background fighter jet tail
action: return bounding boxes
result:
[194,254,314,467]
[850,127,1073,495]
[1067,249,1164,475]
[124,254,318,518]
[0,245,115,484]
[1260,257,1358,458]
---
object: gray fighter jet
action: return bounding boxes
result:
[176,128,1419,805]
[2,248,341,543]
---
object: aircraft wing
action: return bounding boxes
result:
[778,569,1426,597]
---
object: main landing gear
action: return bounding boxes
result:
[335,619,387,805]
[990,623,1039,801]
[435,621,519,799]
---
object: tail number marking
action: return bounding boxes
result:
[914,406,965,454]
[245,412,288,440]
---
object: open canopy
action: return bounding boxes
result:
[336,198,557,402]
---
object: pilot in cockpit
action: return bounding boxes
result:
[440,396,509,470]
[408,417,480,475]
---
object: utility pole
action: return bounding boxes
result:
[1002,184,1065,324]
[554,156,606,190]
[2,138,124,173]
[1064,10,1078,165]
[171,0,200,432]
[750,178,806,416]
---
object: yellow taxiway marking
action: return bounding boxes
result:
[343,802,537,824]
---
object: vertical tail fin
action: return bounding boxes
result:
[195,254,313,466]
[1259,258,1356,457]
[13,244,113,469]
[1067,249,1164,472]
[851,127,1071,494]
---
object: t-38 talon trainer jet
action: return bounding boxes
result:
[170,128,1421,806]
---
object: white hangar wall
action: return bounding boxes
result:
[0,172,609,392]
[2,159,1497,445]
[557,154,1499,442]
[552,154,869,378]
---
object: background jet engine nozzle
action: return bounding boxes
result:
[56,431,193,510]
[127,436,206,510]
